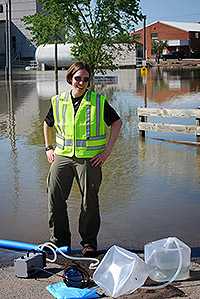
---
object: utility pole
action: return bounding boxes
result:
[8,0,12,80]
[142,15,148,123]
[5,1,9,79]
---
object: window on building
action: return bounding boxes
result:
[151,32,158,40]
[0,5,3,13]
[195,32,199,39]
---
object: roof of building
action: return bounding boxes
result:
[135,21,200,32]
[160,21,200,32]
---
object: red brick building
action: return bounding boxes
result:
[134,21,200,58]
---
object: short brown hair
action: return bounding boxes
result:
[66,62,91,85]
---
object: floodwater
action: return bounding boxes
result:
[0,68,200,253]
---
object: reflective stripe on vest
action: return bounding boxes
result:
[52,91,106,158]
[86,91,90,139]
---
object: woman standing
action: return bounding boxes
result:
[44,62,122,257]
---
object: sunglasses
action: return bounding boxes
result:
[74,76,90,83]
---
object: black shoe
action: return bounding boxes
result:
[82,244,97,257]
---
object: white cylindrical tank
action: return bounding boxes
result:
[35,43,75,67]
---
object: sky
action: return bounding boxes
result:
[137,0,200,28]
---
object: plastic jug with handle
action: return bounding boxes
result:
[93,245,149,298]
[144,237,191,282]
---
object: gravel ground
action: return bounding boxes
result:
[1,252,200,299]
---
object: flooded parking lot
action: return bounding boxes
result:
[0,68,200,251]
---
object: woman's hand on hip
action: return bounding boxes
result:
[90,148,112,167]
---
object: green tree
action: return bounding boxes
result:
[152,40,168,64]
[23,0,142,75]
[24,7,66,93]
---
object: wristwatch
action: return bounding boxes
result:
[45,145,54,151]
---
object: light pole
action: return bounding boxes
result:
[143,15,147,63]
[4,0,12,80]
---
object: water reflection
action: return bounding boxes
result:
[0,68,200,252]
[136,68,200,104]
[6,81,21,214]
[35,69,137,100]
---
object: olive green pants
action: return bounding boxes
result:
[47,155,102,248]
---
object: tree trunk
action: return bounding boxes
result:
[55,42,58,94]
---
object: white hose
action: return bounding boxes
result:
[141,237,183,290]
[38,242,99,270]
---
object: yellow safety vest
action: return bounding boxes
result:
[52,90,106,158]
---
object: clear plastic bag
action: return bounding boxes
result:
[144,237,191,282]
[93,245,149,298]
